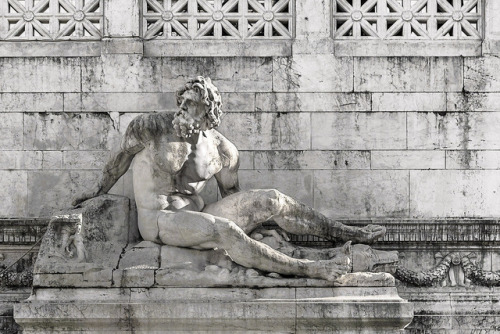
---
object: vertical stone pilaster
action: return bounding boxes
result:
[293,0,332,54]
[483,0,500,54]
[103,0,142,55]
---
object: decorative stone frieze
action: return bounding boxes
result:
[142,0,294,39]
[333,0,482,40]
[0,0,103,40]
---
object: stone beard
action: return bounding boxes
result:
[172,110,201,138]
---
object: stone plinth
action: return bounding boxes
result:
[15,282,413,333]
[15,194,413,332]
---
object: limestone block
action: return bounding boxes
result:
[255,93,371,112]
[407,112,500,150]
[273,55,353,92]
[27,170,101,217]
[24,112,120,151]
[82,55,162,92]
[34,272,113,288]
[447,92,500,111]
[0,171,27,217]
[41,151,62,169]
[62,151,110,170]
[311,112,406,150]
[239,170,313,206]
[221,93,255,112]
[371,151,445,170]
[0,58,81,93]
[24,113,79,150]
[410,170,500,217]
[0,151,42,169]
[372,93,446,111]
[465,56,500,91]
[0,113,23,149]
[82,269,113,284]
[33,273,84,287]
[113,269,155,287]
[64,93,177,112]
[0,93,63,112]
[218,112,311,150]
[354,57,463,92]
[162,57,272,92]
[238,151,254,170]
[104,0,140,36]
[254,150,370,170]
[446,151,500,169]
[119,241,160,269]
[313,170,409,217]
[79,93,253,112]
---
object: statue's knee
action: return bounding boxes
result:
[260,189,284,211]
[214,219,244,241]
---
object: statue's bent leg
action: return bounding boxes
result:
[155,209,348,281]
[203,189,385,243]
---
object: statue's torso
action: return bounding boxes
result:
[132,130,224,212]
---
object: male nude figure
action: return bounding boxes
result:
[73,76,385,281]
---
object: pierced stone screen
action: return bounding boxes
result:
[333,0,482,40]
[143,0,294,39]
[0,0,103,40]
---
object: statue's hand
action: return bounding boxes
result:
[351,224,386,244]
[71,192,95,207]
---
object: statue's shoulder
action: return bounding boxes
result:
[212,130,239,168]
[124,112,175,144]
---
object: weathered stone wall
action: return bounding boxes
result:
[1,0,499,220]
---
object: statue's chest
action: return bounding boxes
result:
[155,140,222,179]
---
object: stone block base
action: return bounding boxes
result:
[15,285,413,333]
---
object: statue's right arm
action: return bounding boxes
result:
[72,135,145,207]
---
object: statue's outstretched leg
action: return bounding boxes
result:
[203,189,385,243]
[148,209,350,281]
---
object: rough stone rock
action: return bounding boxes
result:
[33,194,132,287]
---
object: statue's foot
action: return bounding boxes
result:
[309,257,350,281]
[350,224,386,244]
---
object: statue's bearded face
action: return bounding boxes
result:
[173,89,207,138]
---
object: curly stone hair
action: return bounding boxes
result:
[176,76,223,129]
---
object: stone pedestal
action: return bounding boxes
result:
[13,195,413,332]
[15,283,412,333]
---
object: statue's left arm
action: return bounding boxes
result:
[214,133,240,198]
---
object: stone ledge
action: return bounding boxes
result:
[144,39,292,57]
[14,287,413,333]
[0,42,102,57]
[0,39,292,57]
[335,40,482,57]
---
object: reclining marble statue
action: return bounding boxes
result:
[71,76,392,282]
